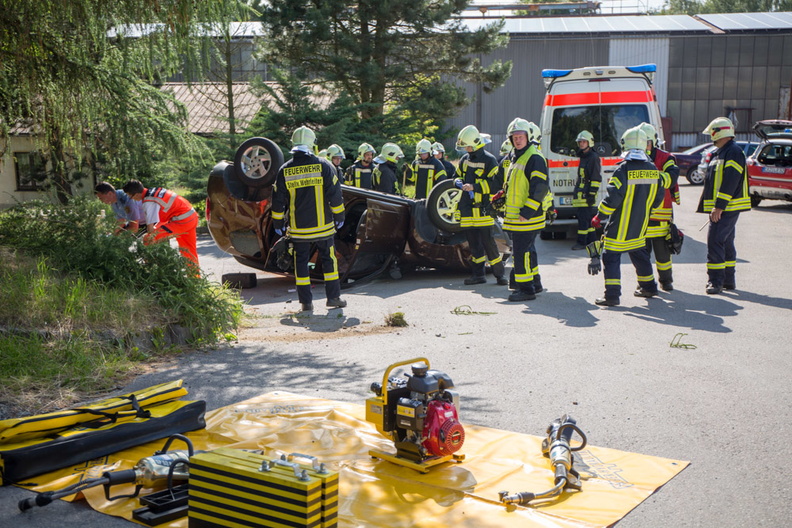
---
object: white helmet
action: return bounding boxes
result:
[638,123,659,148]
[375,143,405,164]
[500,139,513,156]
[357,143,376,160]
[415,139,433,155]
[456,125,486,151]
[702,117,735,142]
[431,141,445,155]
[291,126,317,154]
[576,130,595,146]
[621,126,649,152]
[326,144,345,160]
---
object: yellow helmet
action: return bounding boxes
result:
[620,126,649,152]
[318,148,329,160]
[375,143,405,164]
[415,139,433,155]
[357,143,376,159]
[326,144,345,160]
[576,130,595,146]
[702,117,735,142]
[507,118,531,137]
[431,141,445,155]
[456,125,486,151]
[638,123,659,147]
[500,139,513,156]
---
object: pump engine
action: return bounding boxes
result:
[366,358,465,471]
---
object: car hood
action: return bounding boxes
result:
[753,120,792,140]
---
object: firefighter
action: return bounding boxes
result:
[122,180,199,270]
[432,141,456,178]
[326,144,346,180]
[571,130,601,250]
[455,125,507,286]
[639,122,680,291]
[345,143,376,189]
[372,143,403,194]
[591,126,664,307]
[407,139,448,199]
[502,118,550,301]
[697,117,750,294]
[271,126,347,312]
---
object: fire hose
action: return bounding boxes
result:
[499,415,587,506]
[18,434,194,512]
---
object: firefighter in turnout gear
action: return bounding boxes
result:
[639,122,681,291]
[592,126,664,307]
[345,143,376,189]
[455,125,507,286]
[697,117,750,294]
[372,143,403,194]
[502,118,549,301]
[571,130,601,250]
[326,144,346,181]
[432,142,456,179]
[123,180,200,270]
[271,126,347,312]
[407,139,448,199]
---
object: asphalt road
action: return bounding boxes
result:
[2,182,791,527]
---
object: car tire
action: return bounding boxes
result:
[233,137,284,188]
[426,179,464,233]
[686,168,705,185]
[750,195,763,207]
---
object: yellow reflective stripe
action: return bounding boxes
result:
[617,185,635,241]
[725,260,736,267]
[612,178,623,189]
[471,255,486,263]
[637,274,654,282]
[707,262,726,270]
[604,237,646,252]
[725,160,744,174]
[605,279,620,286]
[717,192,732,201]
[490,255,503,265]
[331,203,344,214]
[524,198,540,210]
[662,159,676,171]
[295,275,311,286]
[530,170,547,181]
[656,260,672,270]
[271,211,284,220]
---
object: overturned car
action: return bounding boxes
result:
[206,138,510,284]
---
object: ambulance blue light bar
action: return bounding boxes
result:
[542,69,573,79]
[626,64,657,74]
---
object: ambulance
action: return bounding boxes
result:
[539,64,664,236]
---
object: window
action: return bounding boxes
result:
[14,152,47,191]
[550,105,651,157]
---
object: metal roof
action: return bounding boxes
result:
[163,83,263,135]
[696,12,792,31]
[461,14,712,34]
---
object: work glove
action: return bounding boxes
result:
[591,215,602,230]
[587,255,601,276]
[335,219,344,230]
[491,189,505,210]
[454,178,464,189]
[274,227,284,237]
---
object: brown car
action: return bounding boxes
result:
[206,138,510,284]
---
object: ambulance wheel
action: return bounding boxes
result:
[427,179,463,233]
[234,137,284,188]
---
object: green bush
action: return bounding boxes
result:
[0,196,242,343]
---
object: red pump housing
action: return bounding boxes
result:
[422,400,465,457]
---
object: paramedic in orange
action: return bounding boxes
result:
[123,180,200,269]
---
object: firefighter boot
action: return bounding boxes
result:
[533,274,544,293]
[595,297,620,307]
[464,276,487,285]
[326,297,347,308]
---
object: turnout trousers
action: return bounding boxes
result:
[646,235,673,285]
[706,211,740,288]
[464,227,505,279]
[293,238,341,305]
[575,206,598,246]
[602,246,657,300]
[510,230,539,294]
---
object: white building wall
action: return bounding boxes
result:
[609,37,670,116]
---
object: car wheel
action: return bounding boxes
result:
[686,168,705,185]
[233,137,284,188]
[750,195,763,207]
[426,179,463,233]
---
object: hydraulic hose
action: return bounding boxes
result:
[19,477,110,511]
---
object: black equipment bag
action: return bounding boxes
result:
[665,223,685,255]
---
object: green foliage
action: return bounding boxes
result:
[0,196,243,343]
[255,0,511,138]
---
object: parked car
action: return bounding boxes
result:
[689,141,758,185]
[672,143,712,183]
[747,119,792,207]
[206,138,509,284]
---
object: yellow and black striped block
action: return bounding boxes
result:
[188,448,338,528]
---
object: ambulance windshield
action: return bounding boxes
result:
[550,105,650,157]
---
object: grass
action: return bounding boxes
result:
[0,197,244,416]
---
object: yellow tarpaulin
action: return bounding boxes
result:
[20,392,688,527]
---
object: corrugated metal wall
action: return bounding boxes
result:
[609,37,670,116]
[444,37,609,152]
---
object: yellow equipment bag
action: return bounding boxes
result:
[0,380,204,485]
